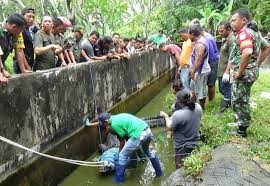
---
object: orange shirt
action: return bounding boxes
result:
[180,39,193,67]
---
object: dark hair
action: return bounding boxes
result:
[123,38,130,42]
[53,17,63,27]
[102,36,113,44]
[247,21,258,32]
[179,28,189,34]
[172,79,184,93]
[175,89,195,110]
[159,42,166,49]
[90,31,100,38]
[21,7,35,15]
[6,14,26,27]
[191,19,200,26]
[219,21,231,30]
[189,24,203,37]
[112,33,120,37]
[232,8,251,21]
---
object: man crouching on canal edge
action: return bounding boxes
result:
[98,112,163,183]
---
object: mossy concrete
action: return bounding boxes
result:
[0,51,174,185]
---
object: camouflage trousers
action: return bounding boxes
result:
[232,80,254,127]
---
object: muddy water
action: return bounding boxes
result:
[59,85,175,186]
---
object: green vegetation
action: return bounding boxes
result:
[5,54,15,75]
[0,0,269,37]
[165,72,270,177]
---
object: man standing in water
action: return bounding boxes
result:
[98,112,162,183]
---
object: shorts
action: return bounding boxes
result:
[190,72,209,100]
[207,62,218,86]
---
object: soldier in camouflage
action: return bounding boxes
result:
[228,8,270,137]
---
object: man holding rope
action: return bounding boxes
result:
[97,112,163,183]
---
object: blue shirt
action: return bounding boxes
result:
[204,32,219,64]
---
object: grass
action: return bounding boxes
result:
[4,53,15,75]
[165,71,270,177]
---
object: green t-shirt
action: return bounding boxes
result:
[148,34,167,46]
[110,113,148,139]
[33,30,57,70]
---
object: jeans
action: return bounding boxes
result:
[218,77,232,100]
[180,67,190,90]
[118,128,155,166]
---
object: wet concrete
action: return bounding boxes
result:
[162,143,270,186]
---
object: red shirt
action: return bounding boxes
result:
[167,44,181,56]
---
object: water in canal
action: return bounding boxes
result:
[60,85,175,186]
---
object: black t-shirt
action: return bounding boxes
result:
[20,26,39,67]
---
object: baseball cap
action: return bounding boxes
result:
[57,16,72,27]
[98,112,111,128]
[72,26,84,33]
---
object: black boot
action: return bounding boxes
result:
[237,126,247,137]
[220,99,231,113]
[230,126,247,137]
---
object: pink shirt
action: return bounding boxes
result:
[167,44,181,56]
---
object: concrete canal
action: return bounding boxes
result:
[60,85,175,186]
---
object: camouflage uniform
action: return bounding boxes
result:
[0,27,16,69]
[230,27,268,127]
[0,27,24,69]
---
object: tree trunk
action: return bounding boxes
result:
[40,0,45,17]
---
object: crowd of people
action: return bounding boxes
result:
[1,6,270,184]
[96,8,269,183]
[0,7,166,86]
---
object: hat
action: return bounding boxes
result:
[72,26,84,33]
[57,16,72,27]
[98,112,111,128]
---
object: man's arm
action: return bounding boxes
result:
[189,43,206,80]
[236,48,252,78]
[160,111,172,129]
[257,36,270,67]
[15,49,32,73]
[81,49,90,61]
[175,53,181,67]
[257,45,270,67]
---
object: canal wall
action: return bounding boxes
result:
[0,51,173,185]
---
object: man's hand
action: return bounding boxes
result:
[2,69,10,78]
[21,69,32,73]
[189,69,196,80]
[0,73,8,85]
[222,72,230,83]
[61,61,67,67]
[160,111,169,118]
[233,71,241,79]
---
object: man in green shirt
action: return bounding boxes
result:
[98,112,162,183]
[217,21,235,113]
[33,16,62,71]
[148,30,167,47]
